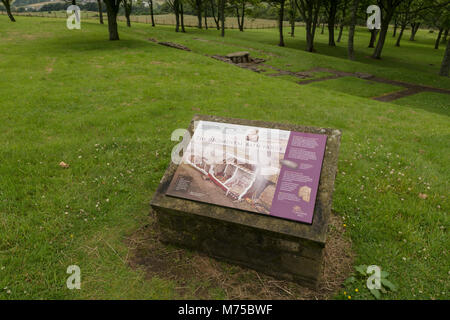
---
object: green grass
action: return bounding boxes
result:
[267,71,336,82]
[223,26,450,89]
[393,91,450,116]
[0,16,449,300]
[305,77,403,98]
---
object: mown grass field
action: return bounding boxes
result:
[0,15,448,300]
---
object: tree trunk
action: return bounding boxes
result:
[409,22,420,41]
[125,8,131,27]
[368,29,378,48]
[197,12,202,29]
[240,2,245,31]
[97,0,103,24]
[1,0,16,22]
[174,0,180,32]
[278,0,285,46]
[150,0,155,26]
[435,28,444,49]
[372,9,394,59]
[236,7,241,31]
[393,18,398,37]
[337,25,344,42]
[395,25,405,47]
[306,22,314,51]
[321,21,325,34]
[289,0,296,37]
[441,29,448,43]
[196,0,202,28]
[337,0,347,42]
[439,38,450,76]
[311,4,320,52]
[296,0,321,52]
[327,0,338,46]
[211,0,220,30]
[219,0,225,37]
[123,0,132,28]
[180,2,185,32]
[409,23,415,41]
[305,16,319,52]
[347,0,359,60]
[204,6,208,29]
[104,0,120,40]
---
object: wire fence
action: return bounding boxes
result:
[2,10,305,30]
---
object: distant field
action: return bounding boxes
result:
[126,13,303,29]
[21,1,64,9]
[6,11,302,29]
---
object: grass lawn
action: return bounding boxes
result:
[393,91,450,116]
[304,77,403,98]
[0,15,448,300]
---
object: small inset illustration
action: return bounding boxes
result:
[292,205,303,215]
[245,128,259,142]
[298,186,311,202]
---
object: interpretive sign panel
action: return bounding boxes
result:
[166,121,327,224]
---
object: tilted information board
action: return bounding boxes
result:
[166,120,327,224]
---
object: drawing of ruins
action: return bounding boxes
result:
[180,121,290,214]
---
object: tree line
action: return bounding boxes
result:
[1,0,449,76]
